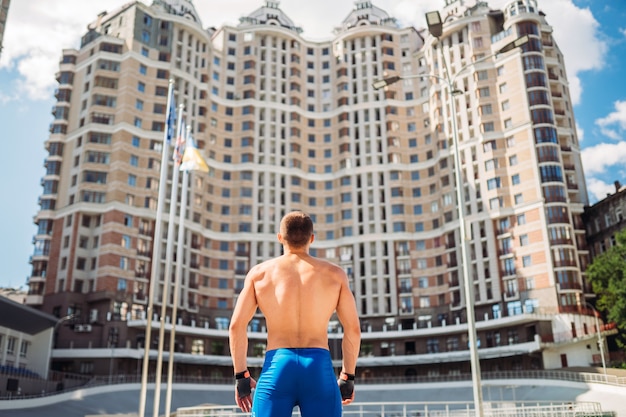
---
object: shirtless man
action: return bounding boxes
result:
[229,211,361,416]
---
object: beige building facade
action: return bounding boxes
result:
[0,0,10,58]
[26,0,609,380]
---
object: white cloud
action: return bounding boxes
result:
[581,141,626,175]
[595,100,626,140]
[586,177,618,202]
[576,121,585,142]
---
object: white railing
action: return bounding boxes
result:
[175,401,609,417]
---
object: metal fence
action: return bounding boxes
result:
[175,401,612,417]
[0,369,624,401]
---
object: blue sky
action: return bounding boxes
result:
[0,0,625,290]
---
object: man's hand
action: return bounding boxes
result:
[234,370,257,412]
[337,372,355,405]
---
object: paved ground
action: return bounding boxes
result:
[0,379,624,417]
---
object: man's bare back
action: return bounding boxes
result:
[249,252,345,351]
[229,211,361,414]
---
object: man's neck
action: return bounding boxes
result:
[283,246,310,256]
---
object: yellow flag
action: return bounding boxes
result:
[179,140,209,173]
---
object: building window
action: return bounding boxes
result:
[489,197,502,209]
[482,122,495,132]
[20,340,29,358]
[519,234,529,246]
[487,177,501,190]
[7,337,16,355]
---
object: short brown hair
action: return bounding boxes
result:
[280,211,313,248]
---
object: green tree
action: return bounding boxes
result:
[586,229,626,348]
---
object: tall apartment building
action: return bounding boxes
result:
[0,0,10,58]
[26,0,609,379]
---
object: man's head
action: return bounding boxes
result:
[279,211,314,248]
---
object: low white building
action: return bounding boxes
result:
[0,296,57,396]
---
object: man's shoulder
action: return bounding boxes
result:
[247,257,278,277]
[313,257,346,274]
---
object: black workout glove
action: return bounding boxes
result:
[337,372,355,400]
[235,370,252,398]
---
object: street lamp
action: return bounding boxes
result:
[48,314,74,379]
[585,303,607,377]
[373,11,529,417]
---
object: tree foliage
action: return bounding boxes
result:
[586,229,626,348]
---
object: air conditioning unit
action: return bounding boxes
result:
[74,324,93,332]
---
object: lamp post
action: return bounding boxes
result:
[373,12,529,417]
[585,303,607,377]
[48,314,74,380]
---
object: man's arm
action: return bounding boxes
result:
[335,272,361,375]
[229,270,258,373]
[228,269,259,412]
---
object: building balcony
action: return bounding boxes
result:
[357,338,542,366]
[52,337,544,369]
[557,282,582,291]
[135,270,149,279]
[136,250,151,258]
[126,308,556,344]
[399,307,414,315]
[553,258,577,268]
[398,284,412,293]
[133,291,146,302]
[116,315,551,367]
[138,227,153,236]
[27,275,46,283]
[503,290,519,301]
[499,247,514,257]
[25,294,44,305]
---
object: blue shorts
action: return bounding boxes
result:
[252,348,342,417]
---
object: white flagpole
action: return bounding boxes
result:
[165,126,192,416]
[139,79,174,417]
[151,103,185,417]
